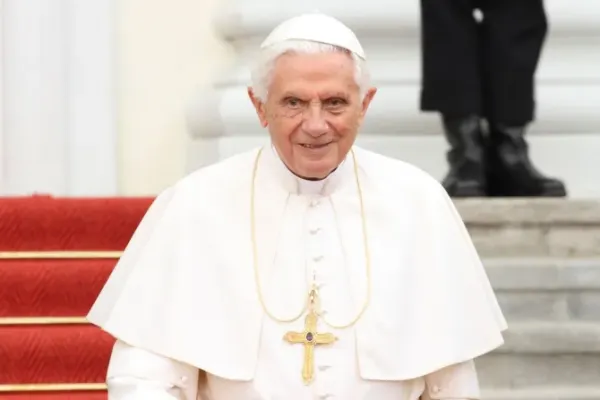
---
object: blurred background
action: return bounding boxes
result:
[0,0,597,197]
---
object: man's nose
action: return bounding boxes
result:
[302,104,329,137]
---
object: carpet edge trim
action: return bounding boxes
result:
[0,251,122,259]
[0,383,107,392]
[0,316,89,326]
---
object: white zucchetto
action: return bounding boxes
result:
[260,13,366,59]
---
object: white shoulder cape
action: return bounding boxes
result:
[87,146,507,381]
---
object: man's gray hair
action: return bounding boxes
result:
[250,40,370,102]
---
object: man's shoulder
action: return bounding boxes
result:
[354,146,443,194]
[155,149,258,208]
[178,148,258,191]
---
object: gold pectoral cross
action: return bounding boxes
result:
[283,290,337,385]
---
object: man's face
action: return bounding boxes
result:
[249,51,377,179]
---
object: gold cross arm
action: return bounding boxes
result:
[283,310,337,385]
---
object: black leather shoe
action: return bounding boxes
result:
[486,124,567,197]
[440,115,487,197]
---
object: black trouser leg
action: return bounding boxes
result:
[479,0,547,125]
[420,0,487,197]
[420,0,482,116]
[479,0,566,197]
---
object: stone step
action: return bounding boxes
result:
[477,322,600,388]
[482,387,600,400]
[455,199,600,257]
[485,258,600,321]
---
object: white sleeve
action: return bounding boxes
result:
[106,340,200,400]
[422,360,480,400]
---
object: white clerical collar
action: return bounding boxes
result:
[265,145,351,196]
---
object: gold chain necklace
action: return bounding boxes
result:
[250,147,372,330]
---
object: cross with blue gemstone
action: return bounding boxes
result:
[283,303,337,385]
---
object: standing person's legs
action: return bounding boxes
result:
[420,0,488,197]
[420,0,481,116]
[479,0,566,196]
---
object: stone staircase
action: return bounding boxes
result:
[456,199,600,400]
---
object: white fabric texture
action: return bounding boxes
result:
[106,339,480,400]
[89,145,506,400]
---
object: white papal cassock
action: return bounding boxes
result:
[87,145,507,399]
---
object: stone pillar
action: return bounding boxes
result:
[65,0,118,196]
[1,0,118,196]
[186,0,600,197]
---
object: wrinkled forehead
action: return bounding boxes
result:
[270,51,358,96]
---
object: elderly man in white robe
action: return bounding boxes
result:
[87,12,507,400]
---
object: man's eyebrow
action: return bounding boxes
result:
[325,92,349,98]
[277,91,350,100]
[280,91,302,98]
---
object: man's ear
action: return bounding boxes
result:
[247,87,268,128]
[357,87,377,126]
[361,87,377,116]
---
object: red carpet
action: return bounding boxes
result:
[0,195,153,399]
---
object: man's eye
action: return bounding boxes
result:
[286,98,302,108]
[325,98,347,109]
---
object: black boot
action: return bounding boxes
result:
[486,124,567,197]
[440,115,487,197]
